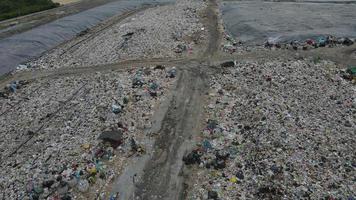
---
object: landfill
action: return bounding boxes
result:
[0,0,355,199]
[0,0,176,75]
[0,66,176,199]
[185,59,355,200]
[26,0,208,71]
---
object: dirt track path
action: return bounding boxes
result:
[132,67,207,199]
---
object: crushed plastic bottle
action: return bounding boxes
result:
[112,104,122,114]
[229,176,238,183]
[132,70,144,87]
[167,67,177,78]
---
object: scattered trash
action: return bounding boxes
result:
[342,37,354,46]
[77,28,89,37]
[0,65,176,199]
[17,64,29,71]
[236,170,244,180]
[148,81,160,97]
[229,176,238,183]
[206,119,218,131]
[346,66,356,77]
[109,193,119,200]
[154,65,165,70]
[189,60,355,199]
[317,36,327,47]
[77,179,89,193]
[132,70,144,87]
[183,149,201,165]
[264,35,355,50]
[0,1,196,199]
[222,44,237,53]
[81,143,91,150]
[123,96,129,104]
[202,140,212,151]
[111,104,122,114]
[122,32,134,39]
[306,39,315,46]
[86,163,97,175]
[5,80,28,93]
[42,180,55,188]
[341,66,356,82]
[174,44,187,53]
[167,67,177,78]
[0,91,8,98]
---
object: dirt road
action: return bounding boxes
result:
[132,67,207,200]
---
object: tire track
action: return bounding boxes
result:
[131,66,208,200]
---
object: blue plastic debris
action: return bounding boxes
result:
[112,104,122,114]
[167,67,177,78]
[203,139,213,150]
[317,36,327,46]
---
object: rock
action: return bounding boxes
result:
[154,65,165,70]
[57,181,69,195]
[130,138,138,152]
[42,180,55,188]
[236,170,244,180]
[61,194,72,200]
[343,38,354,46]
[220,60,236,68]
[270,165,282,174]
[98,129,123,148]
[207,190,218,200]
[183,150,201,165]
[207,119,218,130]
[213,159,226,169]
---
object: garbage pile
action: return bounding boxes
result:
[0,66,176,199]
[185,60,355,199]
[221,32,246,54]
[0,80,29,97]
[28,0,208,70]
[221,32,239,54]
[341,66,356,83]
[264,35,355,50]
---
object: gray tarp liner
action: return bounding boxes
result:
[221,1,356,45]
[0,0,172,75]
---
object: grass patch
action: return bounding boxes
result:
[0,0,59,21]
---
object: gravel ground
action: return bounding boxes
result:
[0,66,176,199]
[186,59,355,200]
[28,0,207,70]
